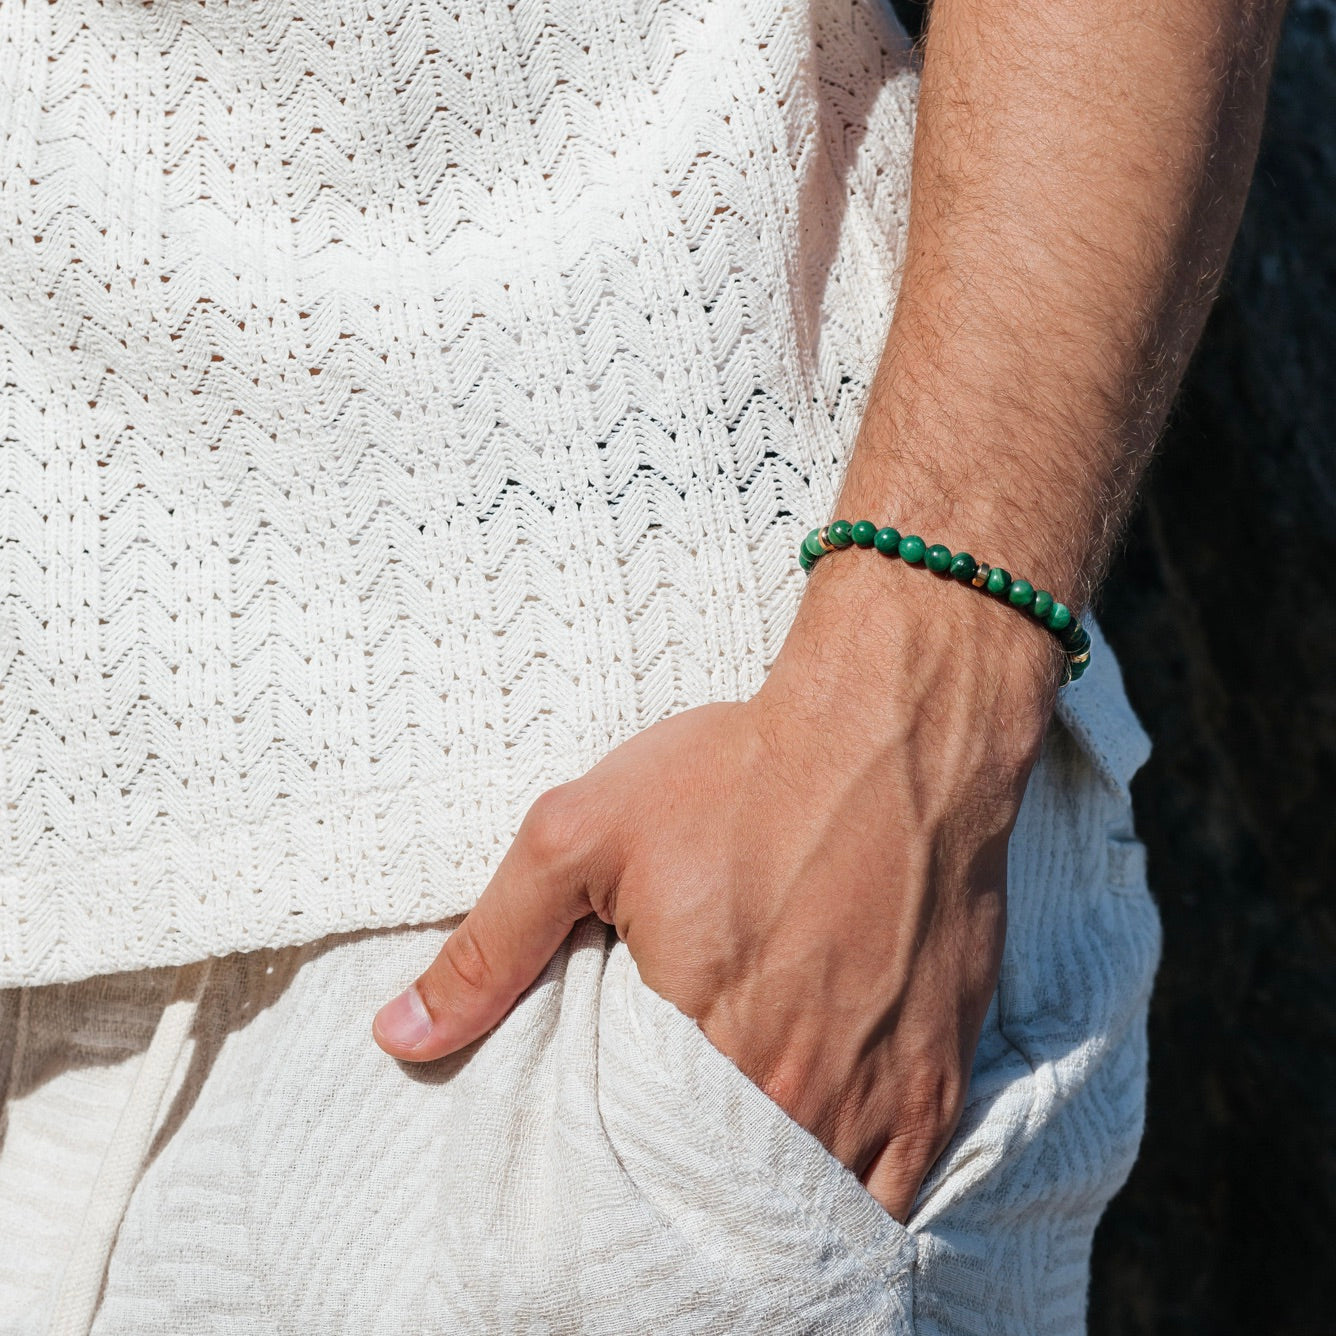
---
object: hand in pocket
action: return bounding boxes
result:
[373,558,1061,1224]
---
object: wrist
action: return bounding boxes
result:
[831,445,1093,615]
[764,547,1061,773]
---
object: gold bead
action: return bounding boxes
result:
[1067,649,1091,666]
[816,525,837,553]
[971,562,991,588]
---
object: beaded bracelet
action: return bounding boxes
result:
[799,520,1092,685]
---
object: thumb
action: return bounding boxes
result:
[372,788,599,1061]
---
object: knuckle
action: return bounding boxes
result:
[520,783,598,870]
[897,1064,969,1152]
[750,1049,828,1134]
[754,1055,809,1114]
[441,920,493,996]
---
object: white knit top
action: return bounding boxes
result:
[0,0,1148,986]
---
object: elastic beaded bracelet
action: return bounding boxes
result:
[800,520,1091,686]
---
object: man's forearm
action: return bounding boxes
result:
[832,0,1287,612]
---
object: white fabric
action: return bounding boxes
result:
[0,712,1161,1334]
[0,969,180,1327]
[0,0,1163,1322]
[46,962,210,1336]
[2,0,932,987]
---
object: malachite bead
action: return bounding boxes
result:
[898,535,926,563]
[1007,579,1035,607]
[949,552,977,581]
[794,517,1090,686]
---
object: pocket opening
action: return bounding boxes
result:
[605,943,918,1291]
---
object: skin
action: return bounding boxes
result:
[374,0,1288,1223]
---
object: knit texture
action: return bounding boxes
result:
[0,0,930,986]
[0,0,1148,989]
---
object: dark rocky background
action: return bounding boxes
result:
[1091,2,1335,1330]
[889,1,1335,1329]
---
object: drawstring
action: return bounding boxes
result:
[48,958,213,1336]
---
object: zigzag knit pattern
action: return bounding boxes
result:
[1,0,926,984]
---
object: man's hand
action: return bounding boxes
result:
[374,0,1285,1225]
[374,554,1063,1223]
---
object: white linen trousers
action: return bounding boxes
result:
[0,619,1162,1335]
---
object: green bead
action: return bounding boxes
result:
[1032,589,1054,619]
[924,543,952,573]
[985,567,1011,596]
[1068,656,1089,681]
[799,551,813,574]
[874,526,901,555]
[949,552,977,581]
[828,520,854,548]
[898,535,926,563]
[1007,579,1035,607]
[1046,602,1072,631]
[802,533,826,561]
[851,520,877,548]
